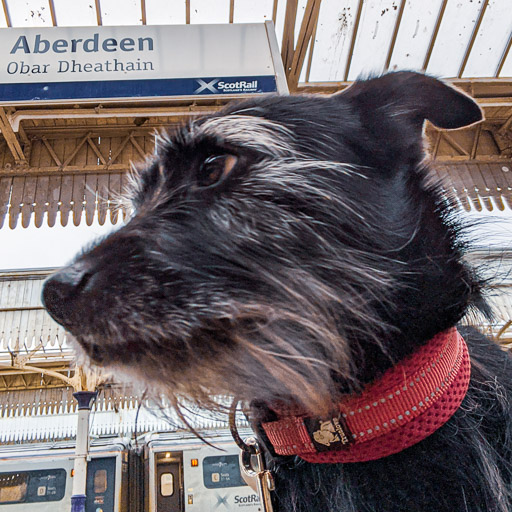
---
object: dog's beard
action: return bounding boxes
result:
[69,256,395,420]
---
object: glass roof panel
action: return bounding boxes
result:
[286,0,310,82]
[300,42,310,82]
[0,0,509,82]
[308,0,360,82]
[500,47,512,77]
[293,0,309,46]
[52,0,98,27]
[426,0,482,78]
[100,0,142,26]
[348,0,402,80]
[388,0,443,72]
[462,0,512,78]
[233,0,274,23]
[268,0,308,67]
[7,0,54,27]
[273,0,287,49]
[190,0,229,24]
[145,0,186,25]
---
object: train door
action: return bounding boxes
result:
[86,457,116,512]
[156,453,183,512]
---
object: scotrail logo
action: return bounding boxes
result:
[214,493,229,509]
[195,78,220,93]
[195,78,259,94]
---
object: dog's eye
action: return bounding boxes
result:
[197,154,238,189]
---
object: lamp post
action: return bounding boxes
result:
[71,390,98,512]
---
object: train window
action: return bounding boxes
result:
[0,469,66,504]
[0,473,27,503]
[160,473,174,497]
[94,469,108,494]
[202,455,247,489]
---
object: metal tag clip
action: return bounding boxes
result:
[239,437,275,512]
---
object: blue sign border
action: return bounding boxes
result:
[0,75,277,102]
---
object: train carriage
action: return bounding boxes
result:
[0,437,129,512]
[0,430,260,512]
[143,430,260,512]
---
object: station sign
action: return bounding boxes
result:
[0,22,287,104]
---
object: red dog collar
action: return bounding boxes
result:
[261,328,470,463]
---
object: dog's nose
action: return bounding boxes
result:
[42,262,93,327]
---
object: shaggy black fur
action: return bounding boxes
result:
[43,71,512,511]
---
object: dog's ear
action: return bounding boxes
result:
[333,72,482,166]
[337,71,482,130]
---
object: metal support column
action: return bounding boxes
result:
[71,391,98,512]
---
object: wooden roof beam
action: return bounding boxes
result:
[287,0,322,91]
[470,124,482,160]
[8,105,220,131]
[304,5,319,83]
[344,0,364,81]
[496,32,512,78]
[0,108,26,164]
[498,113,512,135]
[384,0,406,71]
[0,369,75,392]
[296,78,512,99]
[95,0,102,25]
[423,0,448,71]
[0,359,86,392]
[281,0,298,78]
[229,0,235,23]
[1,0,11,27]
[48,0,57,26]
[272,0,278,24]
[141,0,147,25]
[493,113,512,157]
[458,0,489,78]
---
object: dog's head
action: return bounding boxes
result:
[43,72,483,416]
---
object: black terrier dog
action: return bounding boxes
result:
[43,72,512,511]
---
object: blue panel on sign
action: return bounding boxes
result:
[0,76,277,102]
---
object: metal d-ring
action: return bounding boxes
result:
[239,436,275,512]
[229,399,275,512]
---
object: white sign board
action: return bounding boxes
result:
[0,22,287,104]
